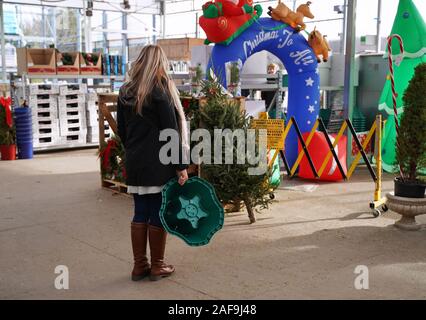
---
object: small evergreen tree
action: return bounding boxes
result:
[396,62,426,181]
[230,62,240,85]
[191,63,203,84]
[198,79,272,223]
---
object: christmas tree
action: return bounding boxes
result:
[197,78,273,223]
[378,0,426,172]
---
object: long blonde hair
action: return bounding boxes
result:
[125,45,189,154]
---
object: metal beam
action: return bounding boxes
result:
[376,0,382,53]
[42,6,46,48]
[51,7,56,49]
[162,0,166,38]
[340,0,347,54]
[152,13,156,43]
[84,2,92,52]
[122,11,128,66]
[76,7,82,51]
[195,12,199,38]
[102,10,108,52]
[3,0,160,14]
[343,0,357,120]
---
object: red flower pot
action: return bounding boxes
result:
[0,145,17,160]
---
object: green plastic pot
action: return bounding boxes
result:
[159,176,224,247]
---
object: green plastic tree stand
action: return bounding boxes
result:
[159,176,224,247]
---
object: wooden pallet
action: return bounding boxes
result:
[98,93,126,195]
[102,179,130,197]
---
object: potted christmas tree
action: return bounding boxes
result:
[0,97,17,161]
[198,77,273,223]
[394,63,426,197]
[386,63,426,230]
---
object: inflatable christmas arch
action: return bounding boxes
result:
[206,17,321,167]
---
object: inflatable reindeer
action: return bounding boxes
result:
[267,0,314,32]
[308,27,331,63]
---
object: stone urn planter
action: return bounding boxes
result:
[386,192,426,231]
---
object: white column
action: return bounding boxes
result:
[162,0,166,38]
[0,0,7,81]
[343,0,357,165]
[376,0,382,53]
[84,1,92,52]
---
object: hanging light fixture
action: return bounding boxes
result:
[121,0,131,10]
[86,0,93,17]
[334,5,344,14]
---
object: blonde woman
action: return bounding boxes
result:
[117,45,189,281]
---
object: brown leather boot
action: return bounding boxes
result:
[148,225,175,281]
[130,222,150,281]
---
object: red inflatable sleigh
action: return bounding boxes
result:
[199,4,263,46]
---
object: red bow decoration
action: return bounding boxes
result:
[182,99,191,110]
[99,139,117,170]
[0,96,13,128]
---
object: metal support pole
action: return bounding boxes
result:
[42,6,46,48]
[343,0,357,165]
[102,11,108,52]
[374,115,382,202]
[152,14,157,43]
[369,114,386,215]
[376,0,382,53]
[51,7,56,49]
[340,0,347,54]
[122,12,128,74]
[84,2,92,52]
[86,16,92,52]
[76,7,82,52]
[292,0,297,11]
[0,0,7,81]
[84,1,92,88]
[162,0,166,38]
[276,70,284,119]
[195,12,199,38]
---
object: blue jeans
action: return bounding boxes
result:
[132,193,163,228]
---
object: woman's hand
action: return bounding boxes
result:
[177,169,188,186]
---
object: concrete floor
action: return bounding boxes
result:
[1,149,425,300]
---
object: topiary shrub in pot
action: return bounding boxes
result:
[386,63,426,230]
[395,62,426,197]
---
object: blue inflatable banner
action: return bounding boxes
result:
[207,17,320,166]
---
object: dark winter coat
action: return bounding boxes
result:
[117,85,188,186]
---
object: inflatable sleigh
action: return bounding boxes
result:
[200,1,263,45]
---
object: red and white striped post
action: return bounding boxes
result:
[387,34,405,178]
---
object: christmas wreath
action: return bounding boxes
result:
[98,135,126,183]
